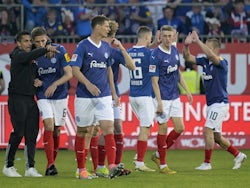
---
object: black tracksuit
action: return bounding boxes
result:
[5,46,48,169]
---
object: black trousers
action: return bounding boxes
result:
[6,94,39,168]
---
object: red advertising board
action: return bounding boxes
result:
[1,95,250,149]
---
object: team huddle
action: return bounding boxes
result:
[2,15,247,179]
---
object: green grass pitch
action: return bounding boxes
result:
[0,149,249,188]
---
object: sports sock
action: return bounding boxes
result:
[114,134,123,164]
[137,140,147,162]
[227,144,240,157]
[157,134,167,165]
[43,130,54,168]
[104,134,116,167]
[204,149,213,163]
[83,148,89,168]
[98,145,106,166]
[75,135,85,169]
[166,130,181,149]
[53,135,60,161]
[90,136,99,172]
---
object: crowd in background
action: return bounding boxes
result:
[1,0,250,42]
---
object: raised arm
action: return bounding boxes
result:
[192,31,221,65]
[182,32,196,63]
[112,38,136,70]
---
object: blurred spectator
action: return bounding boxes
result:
[185,0,207,34]
[143,0,168,28]
[61,8,75,36]
[48,0,64,22]
[43,8,67,37]
[73,0,99,40]
[169,0,192,22]
[157,5,186,37]
[0,9,17,42]
[100,0,121,21]
[230,0,250,42]
[205,13,223,37]
[2,0,21,32]
[122,0,154,35]
[22,0,47,31]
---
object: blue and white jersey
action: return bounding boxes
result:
[128,46,153,97]
[111,48,126,97]
[196,56,229,106]
[36,44,71,100]
[149,45,180,100]
[70,37,113,98]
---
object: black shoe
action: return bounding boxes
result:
[45,164,58,176]
[119,168,131,176]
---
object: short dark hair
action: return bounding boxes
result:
[136,26,152,39]
[91,15,109,29]
[15,30,30,42]
[31,27,47,39]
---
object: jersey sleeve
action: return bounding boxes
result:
[218,57,228,71]
[148,50,159,77]
[58,45,71,67]
[70,42,84,68]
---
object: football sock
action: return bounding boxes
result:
[204,149,212,163]
[166,130,181,149]
[98,145,106,166]
[43,130,54,168]
[137,140,147,162]
[104,134,116,167]
[75,135,85,169]
[90,136,99,171]
[157,134,167,165]
[227,144,240,157]
[114,134,123,164]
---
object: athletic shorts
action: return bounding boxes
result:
[154,97,183,124]
[37,98,68,126]
[205,102,229,133]
[113,100,122,120]
[129,96,155,127]
[75,96,114,127]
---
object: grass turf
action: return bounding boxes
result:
[0,149,249,188]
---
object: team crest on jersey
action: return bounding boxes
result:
[71,54,78,61]
[51,57,57,64]
[64,53,71,62]
[149,65,156,72]
[104,52,109,59]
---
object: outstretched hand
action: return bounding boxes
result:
[191,30,200,43]
[184,32,193,46]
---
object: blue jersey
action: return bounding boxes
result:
[36,44,71,100]
[111,48,126,97]
[70,38,113,98]
[149,45,180,100]
[128,46,153,97]
[196,57,229,106]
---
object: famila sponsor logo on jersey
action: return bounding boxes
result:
[38,67,56,76]
[90,60,107,68]
[202,72,213,80]
[167,64,178,74]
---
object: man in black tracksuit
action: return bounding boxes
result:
[3,30,59,177]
